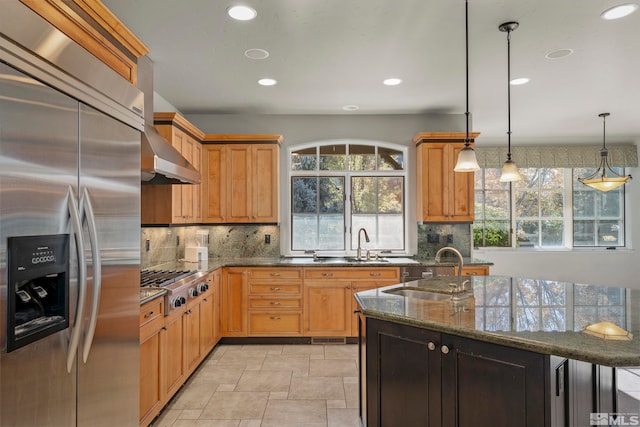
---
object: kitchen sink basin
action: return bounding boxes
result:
[383,287,451,301]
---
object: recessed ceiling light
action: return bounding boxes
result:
[227,5,257,21]
[244,48,269,60]
[257,78,277,86]
[601,3,639,20]
[545,48,574,59]
[342,105,359,111]
[383,78,403,86]
[510,77,530,86]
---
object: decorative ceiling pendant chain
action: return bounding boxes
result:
[578,113,632,192]
[498,21,522,182]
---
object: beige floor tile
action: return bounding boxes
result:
[261,399,327,426]
[327,399,347,408]
[212,351,265,371]
[324,344,358,360]
[199,391,269,420]
[235,369,292,392]
[310,359,358,377]
[177,409,203,419]
[190,365,245,386]
[261,354,310,376]
[344,380,359,409]
[151,408,181,426]
[269,391,289,399]
[288,376,346,400]
[240,344,284,354]
[281,344,325,357]
[327,408,360,427]
[238,420,261,427]
[216,384,236,392]
[169,383,216,410]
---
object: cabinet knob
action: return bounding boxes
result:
[441,345,450,354]
[270,301,281,305]
[322,273,333,277]
[353,309,362,314]
[370,273,381,277]
[427,342,436,351]
[144,311,154,318]
[270,272,281,277]
[271,287,281,291]
[270,316,281,320]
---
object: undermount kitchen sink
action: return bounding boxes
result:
[383,287,452,301]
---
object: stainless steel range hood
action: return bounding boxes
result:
[138,55,199,184]
[140,123,200,184]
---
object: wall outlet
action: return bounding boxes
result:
[265,234,271,244]
[145,239,150,252]
[427,233,440,243]
[446,234,454,244]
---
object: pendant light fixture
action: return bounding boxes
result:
[498,22,522,182]
[578,113,632,192]
[454,0,480,172]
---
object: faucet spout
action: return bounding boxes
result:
[357,228,370,260]
[435,247,465,294]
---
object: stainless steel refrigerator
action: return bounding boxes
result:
[1,6,144,425]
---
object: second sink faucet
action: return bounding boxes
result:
[357,227,370,260]
[435,246,466,294]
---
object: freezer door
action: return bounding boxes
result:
[76,104,140,427]
[0,63,78,426]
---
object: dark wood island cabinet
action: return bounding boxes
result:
[356,275,640,427]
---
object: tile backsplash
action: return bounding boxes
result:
[141,223,472,268]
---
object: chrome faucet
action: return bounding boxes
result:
[356,228,370,260]
[435,246,468,297]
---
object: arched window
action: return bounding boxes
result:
[286,140,408,255]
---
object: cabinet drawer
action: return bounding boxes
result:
[139,299,164,342]
[249,297,302,310]
[249,268,302,280]
[249,312,302,335]
[305,267,399,281]
[250,283,302,295]
[457,266,490,276]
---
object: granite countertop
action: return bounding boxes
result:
[355,275,640,367]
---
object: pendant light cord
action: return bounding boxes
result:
[506,28,512,161]
[464,0,470,148]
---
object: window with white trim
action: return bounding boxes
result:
[473,167,627,249]
[289,142,407,254]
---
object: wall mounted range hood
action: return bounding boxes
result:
[138,55,199,185]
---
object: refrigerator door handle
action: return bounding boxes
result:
[80,187,101,363]
[66,186,87,373]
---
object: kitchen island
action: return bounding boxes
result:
[355,276,640,427]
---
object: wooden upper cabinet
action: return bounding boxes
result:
[414,132,480,223]
[20,0,148,85]
[202,134,282,224]
[141,113,204,225]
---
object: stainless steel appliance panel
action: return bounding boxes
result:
[0,62,79,427]
[76,104,140,426]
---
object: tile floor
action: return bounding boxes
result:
[151,344,361,427]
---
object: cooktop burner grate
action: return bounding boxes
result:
[140,269,196,287]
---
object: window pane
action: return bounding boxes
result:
[573,189,595,217]
[319,145,346,170]
[318,215,344,250]
[378,177,403,214]
[319,177,344,214]
[474,221,510,247]
[378,147,404,170]
[292,216,317,250]
[574,220,595,246]
[598,221,621,245]
[599,191,622,217]
[541,220,563,247]
[540,190,563,217]
[484,190,510,219]
[474,169,511,248]
[349,145,376,171]
[291,147,316,171]
[292,177,317,213]
[378,215,404,248]
[515,191,539,217]
[352,177,376,214]
[516,220,538,247]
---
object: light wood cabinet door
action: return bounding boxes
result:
[199,288,216,355]
[201,144,227,222]
[252,144,279,222]
[185,301,201,373]
[222,268,248,336]
[161,307,186,400]
[227,145,253,222]
[414,132,478,222]
[139,299,163,426]
[456,265,490,276]
[304,281,352,336]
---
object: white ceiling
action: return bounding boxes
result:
[103,0,640,146]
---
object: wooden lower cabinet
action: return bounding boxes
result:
[222,268,249,336]
[139,299,164,427]
[455,265,490,276]
[304,281,352,337]
[184,300,202,373]
[162,306,187,401]
[364,318,548,427]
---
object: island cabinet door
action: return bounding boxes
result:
[366,318,442,427]
[440,334,549,427]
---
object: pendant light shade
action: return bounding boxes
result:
[578,113,632,192]
[454,0,480,172]
[498,22,522,182]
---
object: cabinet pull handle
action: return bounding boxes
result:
[270,272,281,277]
[270,301,281,305]
[162,326,168,331]
[370,272,381,277]
[441,345,450,354]
[466,272,478,276]
[427,342,436,351]
[322,273,333,277]
[144,311,154,318]
[204,298,208,302]
[271,287,281,291]
[270,316,281,320]
[353,309,361,314]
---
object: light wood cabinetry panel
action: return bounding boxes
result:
[162,307,186,402]
[455,265,490,276]
[222,268,249,336]
[184,300,202,373]
[414,132,479,222]
[139,299,163,427]
[304,281,352,337]
[141,113,204,225]
[201,135,282,223]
